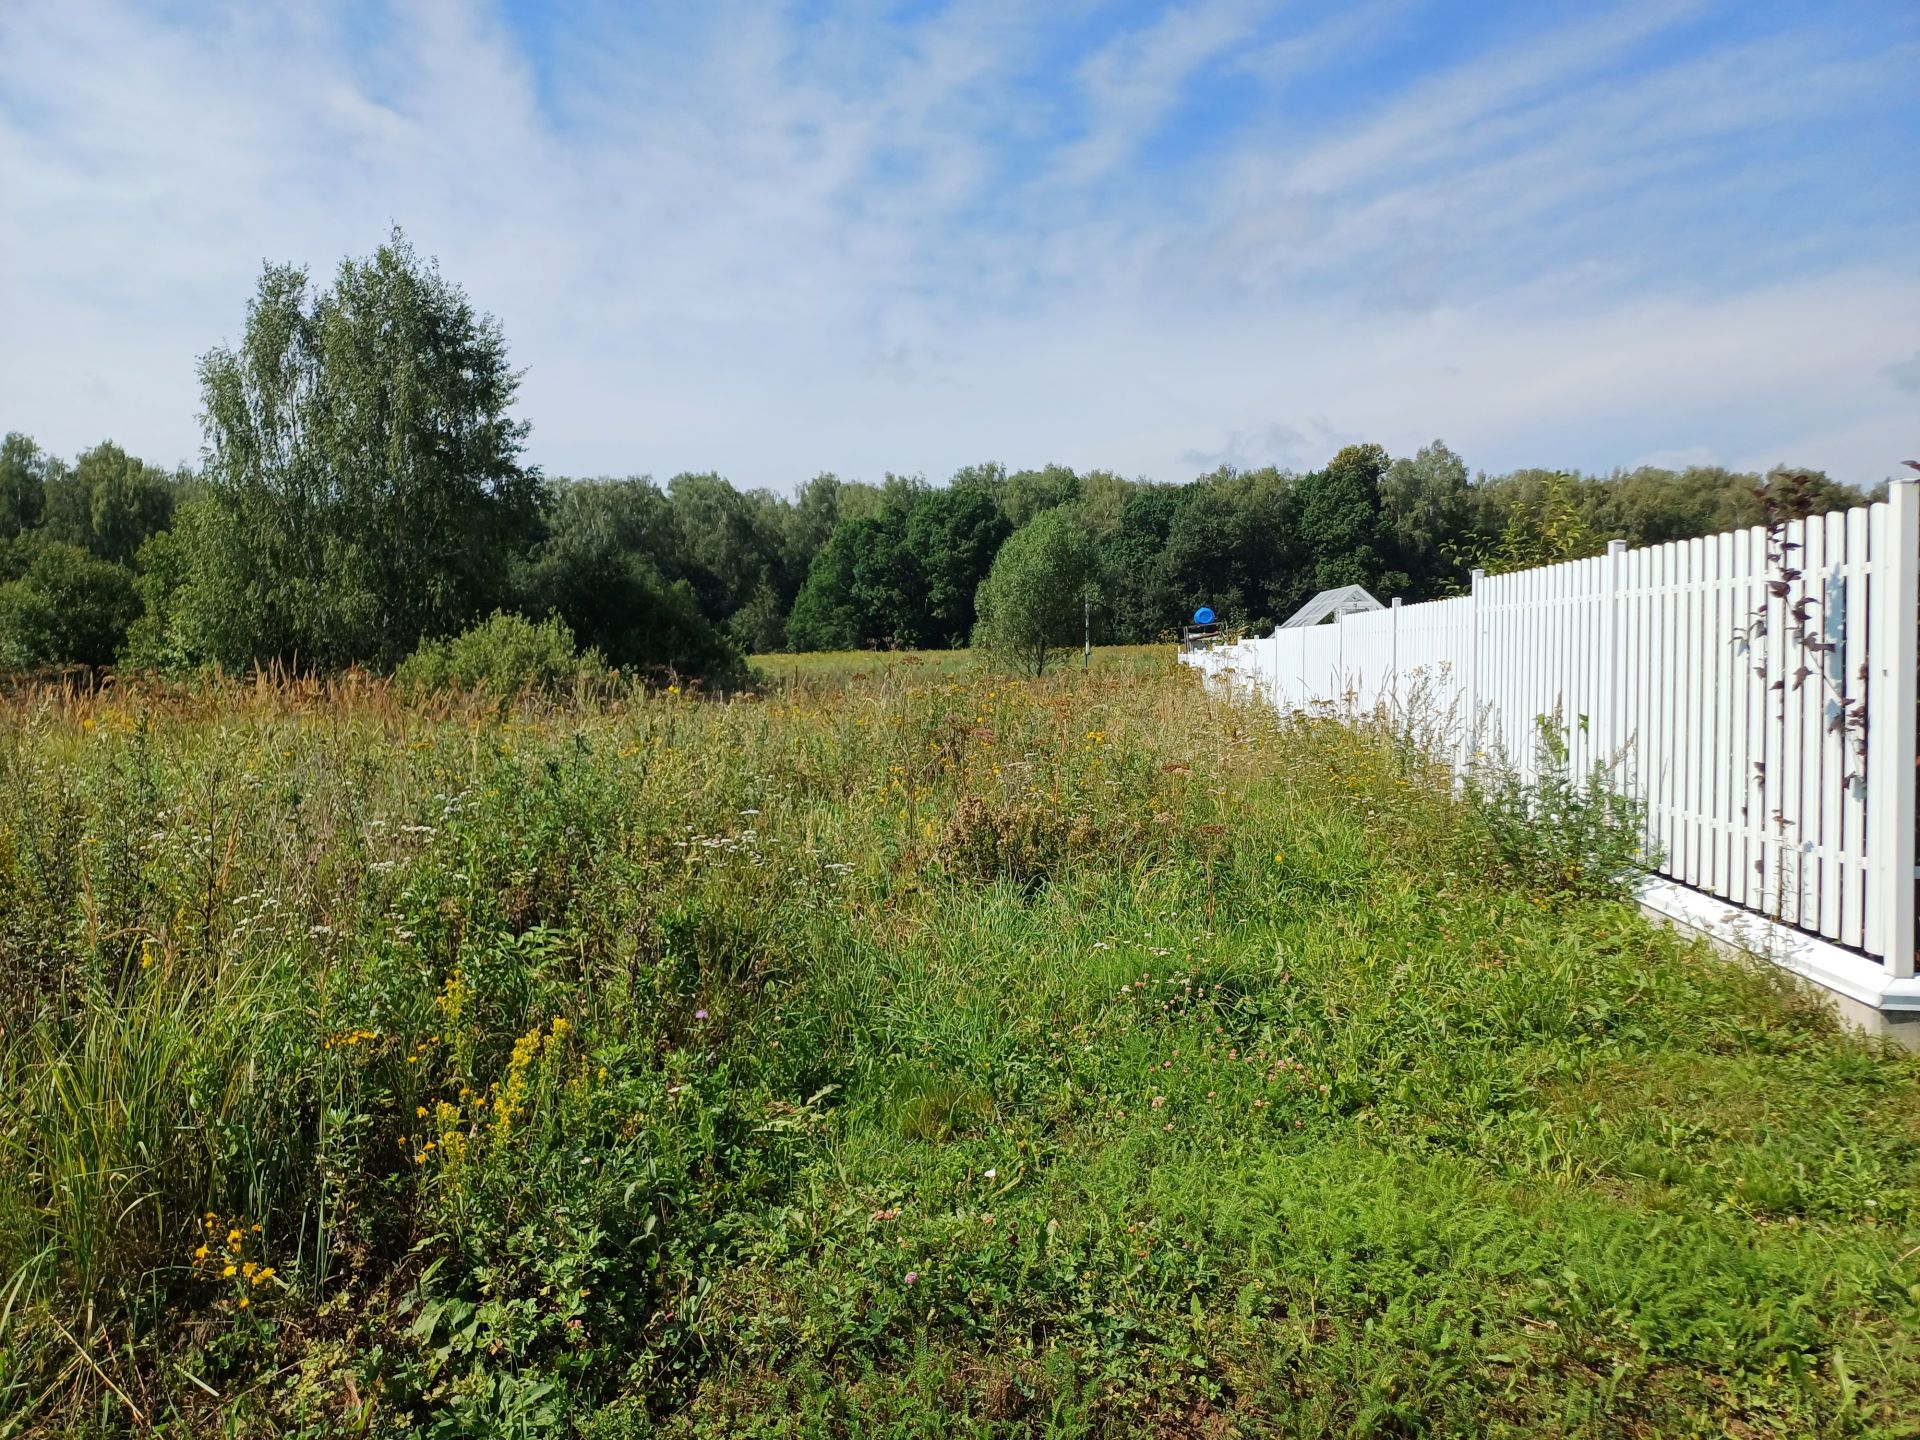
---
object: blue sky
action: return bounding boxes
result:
[2,0,1916,489]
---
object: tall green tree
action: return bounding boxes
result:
[783,474,850,583]
[120,521,198,672]
[1380,440,1470,596]
[1162,467,1302,627]
[972,505,1095,676]
[519,478,738,676]
[904,486,1010,647]
[1072,468,1138,544]
[1001,463,1080,527]
[186,229,539,669]
[824,513,920,646]
[784,480,933,651]
[1100,484,1188,642]
[60,441,177,566]
[1293,443,1402,597]
[784,521,866,651]
[0,433,48,540]
[1475,471,1606,574]
[948,461,1007,498]
[1589,464,1861,546]
[666,471,787,619]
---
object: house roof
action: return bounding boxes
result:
[1278,585,1384,629]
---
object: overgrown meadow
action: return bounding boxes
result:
[2,655,1918,1437]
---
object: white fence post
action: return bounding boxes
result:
[1337,609,1346,709]
[1871,478,1918,980]
[1389,596,1401,714]
[1466,568,1485,768]
[1601,540,1626,783]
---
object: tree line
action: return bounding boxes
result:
[0,233,1877,682]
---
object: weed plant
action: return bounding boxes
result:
[1470,709,1652,899]
[0,658,1916,1437]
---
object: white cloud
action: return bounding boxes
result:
[1053,0,1268,185]
[0,0,1912,490]
[1276,0,1713,195]
[1631,444,1719,473]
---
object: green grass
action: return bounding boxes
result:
[0,665,1916,1437]
[747,643,1170,689]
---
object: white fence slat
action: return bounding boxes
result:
[1790,516,1815,927]
[1688,542,1706,891]
[1712,537,1728,898]
[1831,505,1857,941]
[1751,526,1774,917]
[1680,544,1698,887]
[1841,505,1871,949]
[1671,541,1689,887]
[1728,529,1748,905]
[1791,516,1814,926]
[1627,543,1651,865]
[1635,540,1656,873]
[1587,553,1605,775]
[1705,533,1728,900]
[1726,528,1750,906]
[1813,511,1844,939]
[1774,521,1798,924]
[1657,541,1678,876]
[1863,505,1888,956]
[1652,538,1674,877]
[1727,528,1749,903]
[1668,540,1687,879]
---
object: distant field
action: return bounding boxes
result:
[2,664,1917,1437]
[748,643,1173,688]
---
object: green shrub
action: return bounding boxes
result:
[394,611,609,698]
[0,533,141,669]
[1471,708,1651,899]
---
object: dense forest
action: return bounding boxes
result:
[0,234,1877,683]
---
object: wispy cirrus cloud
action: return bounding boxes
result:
[0,0,1914,488]
[1052,0,1269,185]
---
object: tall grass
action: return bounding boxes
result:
[0,657,1915,1437]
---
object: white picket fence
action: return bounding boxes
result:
[1183,479,1920,1010]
